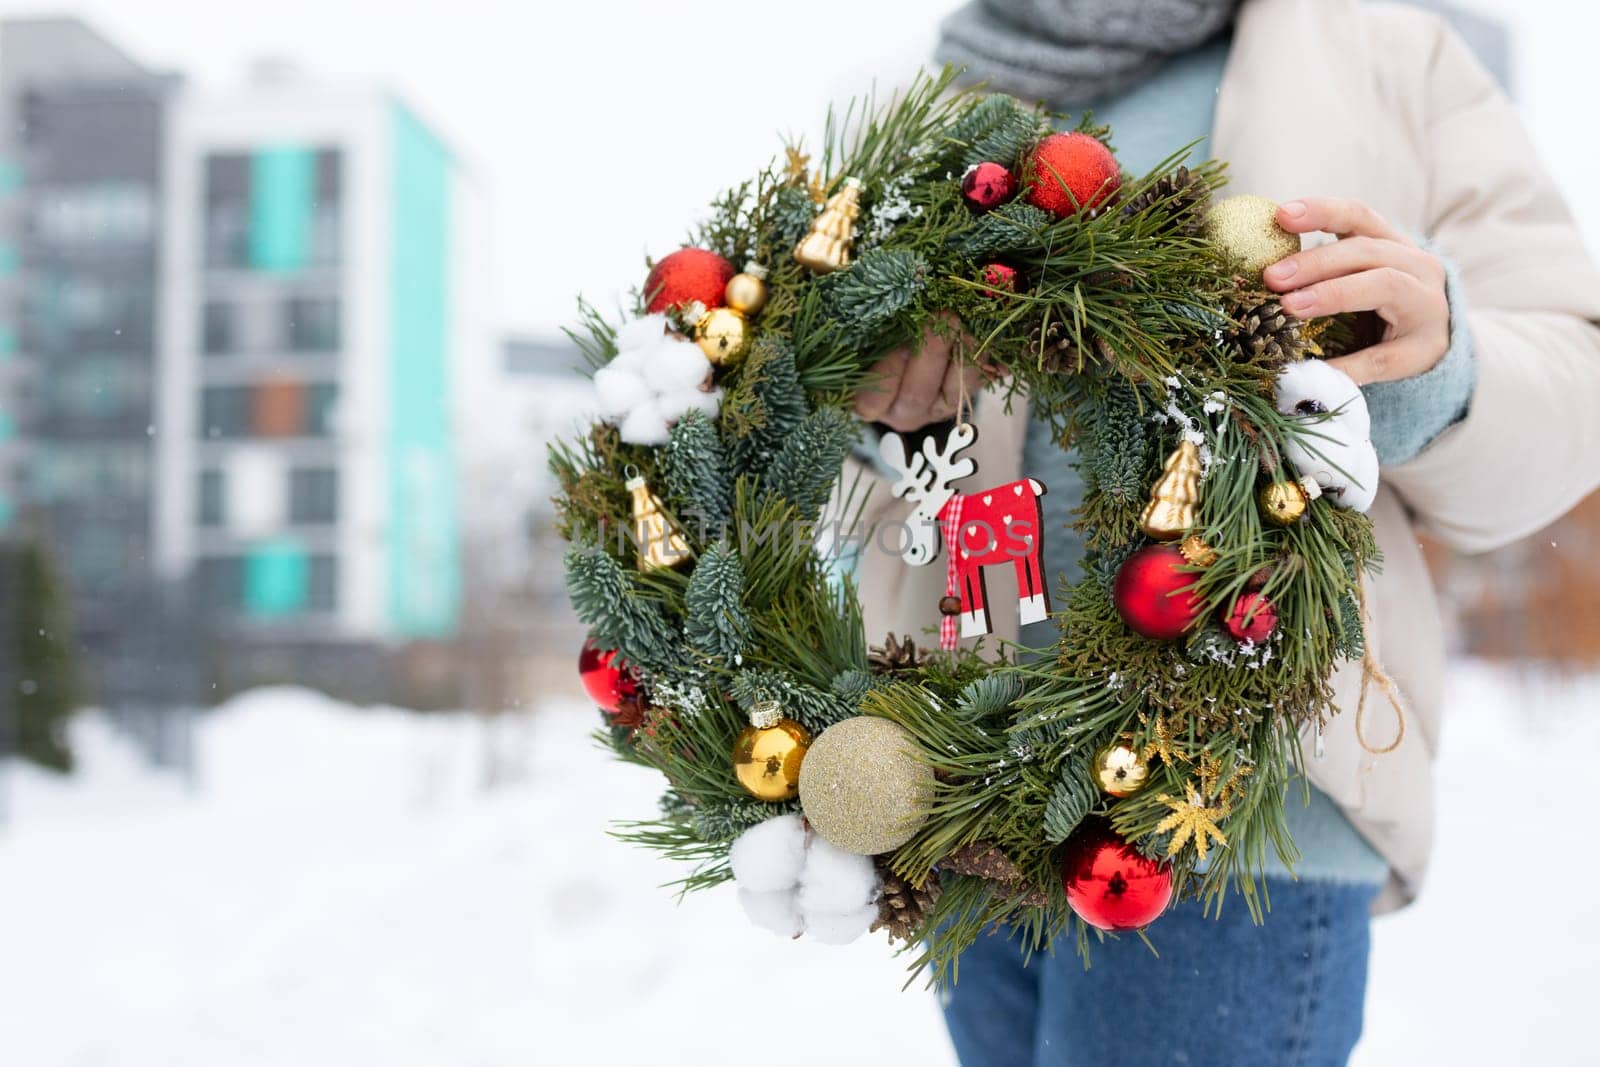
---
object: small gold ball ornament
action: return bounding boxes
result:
[799,716,934,855]
[694,306,750,366]
[1092,742,1152,798]
[724,262,769,316]
[1260,479,1309,526]
[732,717,812,802]
[1206,194,1302,279]
[1179,534,1218,568]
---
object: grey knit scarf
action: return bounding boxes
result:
[934,0,1242,107]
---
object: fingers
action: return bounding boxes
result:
[1324,338,1435,386]
[1264,236,1442,293]
[1276,198,1408,244]
[853,348,908,422]
[884,329,956,431]
[1279,266,1432,323]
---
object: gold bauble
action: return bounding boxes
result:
[626,473,689,570]
[694,307,749,366]
[798,716,933,855]
[1259,479,1310,526]
[733,718,812,802]
[1140,440,1203,541]
[724,263,768,316]
[1092,742,1152,798]
[1206,194,1302,279]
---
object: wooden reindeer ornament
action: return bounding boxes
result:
[878,423,1050,650]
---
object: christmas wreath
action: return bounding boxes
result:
[553,70,1384,983]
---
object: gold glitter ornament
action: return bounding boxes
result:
[693,306,749,366]
[1140,440,1203,541]
[724,262,769,316]
[794,177,861,274]
[1179,534,1217,567]
[1092,742,1152,798]
[1206,194,1302,279]
[732,718,812,802]
[626,472,690,571]
[1259,475,1323,526]
[799,716,934,855]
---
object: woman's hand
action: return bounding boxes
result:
[1266,197,1450,385]
[853,319,988,433]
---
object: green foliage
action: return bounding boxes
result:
[1043,757,1098,843]
[952,201,1055,259]
[725,339,808,477]
[3,537,79,772]
[957,673,1025,720]
[732,666,856,734]
[824,248,927,344]
[691,798,792,843]
[762,408,857,517]
[940,92,1048,170]
[661,410,733,538]
[684,541,749,660]
[563,549,681,674]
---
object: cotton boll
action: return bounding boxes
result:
[738,888,804,938]
[1275,359,1370,440]
[802,904,879,946]
[1335,441,1379,512]
[658,386,722,425]
[729,814,808,892]
[614,313,672,353]
[617,399,671,446]
[797,835,880,914]
[593,365,648,419]
[643,338,713,393]
[1283,424,1379,513]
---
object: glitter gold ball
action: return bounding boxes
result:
[732,718,812,802]
[1092,742,1152,798]
[1206,194,1301,279]
[694,307,750,365]
[798,716,933,855]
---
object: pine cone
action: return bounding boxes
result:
[1028,319,1086,374]
[1230,295,1312,367]
[1119,165,1208,236]
[873,860,942,944]
[868,632,922,674]
[940,841,1052,908]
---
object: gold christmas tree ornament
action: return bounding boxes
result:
[693,306,750,366]
[732,717,812,802]
[1092,742,1152,798]
[1205,193,1302,279]
[1140,439,1203,540]
[626,471,690,570]
[724,262,769,316]
[794,176,862,274]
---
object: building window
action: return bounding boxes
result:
[311,149,342,267]
[200,383,337,438]
[204,153,251,269]
[289,468,338,524]
[286,296,339,352]
[203,301,234,355]
[252,379,305,437]
[195,555,244,614]
[198,470,224,526]
[200,385,250,438]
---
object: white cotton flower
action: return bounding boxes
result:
[730,813,808,893]
[1274,360,1379,512]
[802,905,879,946]
[598,314,721,445]
[796,837,878,915]
[738,888,804,938]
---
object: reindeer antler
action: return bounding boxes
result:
[879,431,932,500]
[922,423,977,494]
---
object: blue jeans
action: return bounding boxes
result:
[941,879,1377,1067]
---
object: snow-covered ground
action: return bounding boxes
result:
[1,662,1596,1066]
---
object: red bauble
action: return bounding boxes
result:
[1061,820,1173,931]
[961,161,1016,212]
[980,262,1017,296]
[1026,132,1121,218]
[1223,591,1279,644]
[644,248,735,314]
[578,637,637,713]
[1113,544,1204,641]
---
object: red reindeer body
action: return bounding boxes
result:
[877,424,1051,650]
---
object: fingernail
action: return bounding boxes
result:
[1284,289,1314,312]
[1280,200,1307,219]
[1266,259,1297,282]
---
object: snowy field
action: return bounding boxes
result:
[2,661,1597,1067]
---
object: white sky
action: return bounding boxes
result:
[0,0,1594,342]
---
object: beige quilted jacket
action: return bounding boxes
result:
[848,0,1600,911]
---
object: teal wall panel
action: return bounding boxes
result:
[245,540,309,618]
[249,147,315,272]
[386,102,460,638]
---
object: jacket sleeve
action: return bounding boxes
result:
[1379,16,1600,554]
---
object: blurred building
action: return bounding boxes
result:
[151,69,482,699]
[0,18,194,708]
